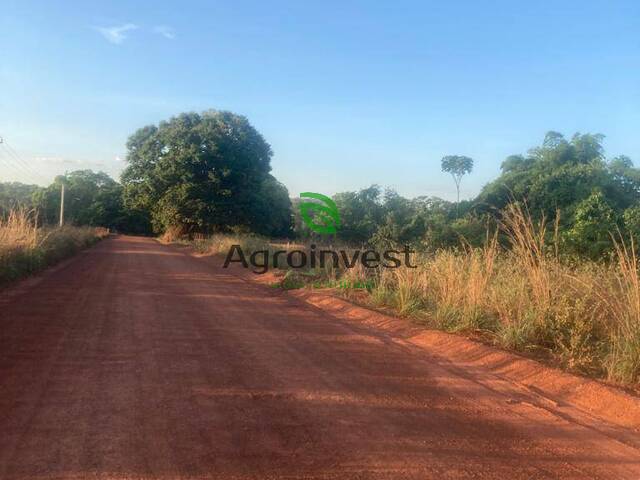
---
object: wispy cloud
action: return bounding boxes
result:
[34,156,66,165]
[153,25,176,40]
[93,23,138,45]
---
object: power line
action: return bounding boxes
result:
[0,145,42,184]
[0,136,38,181]
[3,140,50,183]
[0,146,44,184]
[0,135,50,185]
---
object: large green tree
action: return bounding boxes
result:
[121,110,291,235]
[476,131,640,257]
[478,132,639,219]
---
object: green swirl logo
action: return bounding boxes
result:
[299,192,341,234]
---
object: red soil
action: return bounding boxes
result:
[1,235,639,479]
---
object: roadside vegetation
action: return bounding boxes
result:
[0,209,109,286]
[186,205,640,387]
[365,204,640,386]
[2,110,639,385]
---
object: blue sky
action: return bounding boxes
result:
[1,1,638,200]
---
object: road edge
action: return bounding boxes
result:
[0,235,113,303]
[181,245,640,432]
[290,288,640,431]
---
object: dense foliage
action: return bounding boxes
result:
[293,131,640,259]
[1,110,293,237]
[296,185,481,251]
[121,110,292,236]
[478,132,639,257]
[33,171,125,229]
[0,182,39,216]
[2,123,638,259]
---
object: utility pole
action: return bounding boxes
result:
[59,182,65,227]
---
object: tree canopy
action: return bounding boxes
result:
[290,131,639,258]
[478,132,639,222]
[2,127,638,260]
[0,182,39,216]
[121,110,292,236]
[31,170,147,232]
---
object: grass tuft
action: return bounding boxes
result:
[0,209,109,286]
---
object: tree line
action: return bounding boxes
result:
[2,110,639,259]
[321,131,640,259]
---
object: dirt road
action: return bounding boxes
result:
[0,236,639,479]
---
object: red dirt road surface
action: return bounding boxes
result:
[1,236,639,479]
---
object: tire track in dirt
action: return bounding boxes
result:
[0,236,639,479]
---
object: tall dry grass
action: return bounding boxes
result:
[371,204,640,385]
[0,208,109,286]
[0,208,39,250]
[600,238,640,383]
[181,205,640,386]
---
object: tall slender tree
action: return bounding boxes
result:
[441,155,474,214]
